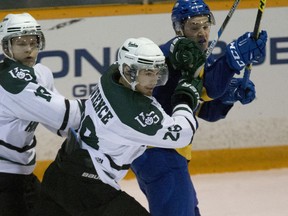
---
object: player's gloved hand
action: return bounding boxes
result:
[220,78,256,105]
[171,76,203,111]
[226,30,267,72]
[169,37,206,80]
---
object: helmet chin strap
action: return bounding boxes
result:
[120,65,140,91]
[4,40,16,61]
[130,69,139,91]
[130,81,138,91]
[120,73,138,91]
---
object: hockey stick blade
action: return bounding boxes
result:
[206,0,241,59]
[242,0,267,88]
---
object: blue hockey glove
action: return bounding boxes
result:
[220,78,255,105]
[226,30,267,72]
[172,77,203,111]
[169,37,206,81]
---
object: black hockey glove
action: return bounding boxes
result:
[169,37,206,81]
[171,77,203,111]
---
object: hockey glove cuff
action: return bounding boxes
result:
[172,77,203,111]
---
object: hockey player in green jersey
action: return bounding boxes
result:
[0,13,82,216]
[33,37,206,215]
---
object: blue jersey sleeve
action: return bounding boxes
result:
[203,55,238,99]
[198,99,233,122]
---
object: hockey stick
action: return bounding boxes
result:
[242,0,267,87]
[206,0,241,59]
[196,0,241,100]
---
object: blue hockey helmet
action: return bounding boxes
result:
[171,0,215,35]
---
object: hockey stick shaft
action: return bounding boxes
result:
[242,0,267,87]
[205,0,241,59]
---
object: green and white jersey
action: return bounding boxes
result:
[0,59,81,175]
[79,64,198,190]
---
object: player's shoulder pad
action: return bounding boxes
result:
[0,60,37,94]
[34,63,52,75]
[159,37,175,57]
[100,69,164,136]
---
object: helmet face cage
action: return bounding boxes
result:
[118,38,168,91]
[171,0,215,35]
[2,30,45,52]
[129,63,168,87]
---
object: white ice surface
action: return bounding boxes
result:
[120,168,288,216]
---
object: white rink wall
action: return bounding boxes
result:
[19,7,288,159]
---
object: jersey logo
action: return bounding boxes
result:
[96,157,103,164]
[228,42,245,68]
[81,172,100,180]
[128,41,138,48]
[134,111,160,127]
[9,67,33,81]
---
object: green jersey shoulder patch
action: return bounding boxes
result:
[0,59,37,94]
[100,64,164,136]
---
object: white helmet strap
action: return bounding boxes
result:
[5,39,14,60]
[121,64,139,91]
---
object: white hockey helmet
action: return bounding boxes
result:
[0,13,45,57]
[117,37,168,91]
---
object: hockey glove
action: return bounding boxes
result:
[226,30,267,72]
[220,78,256,105]
[171,77,203,111]
[169,37,206,80]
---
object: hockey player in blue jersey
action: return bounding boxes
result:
[131,0,267,215]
